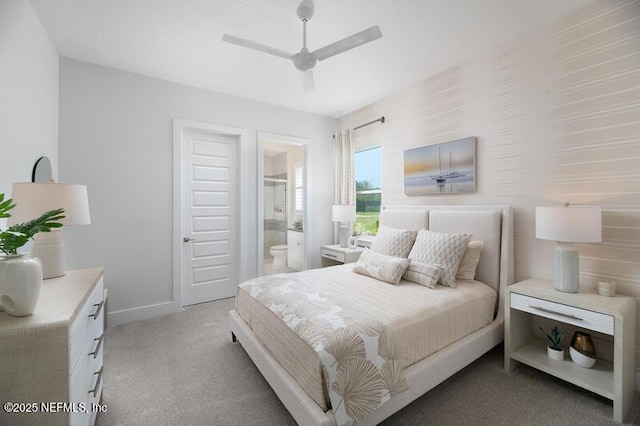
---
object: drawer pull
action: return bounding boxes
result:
[89,334,104,359]
[530,305,584,321]
[88,366,103,397]
[89,300,104,320]
[323,253,338,259]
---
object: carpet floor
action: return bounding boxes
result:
[97,297,640,425]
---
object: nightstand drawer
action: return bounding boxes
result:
[510,293,614,335]
[321,248,344,263]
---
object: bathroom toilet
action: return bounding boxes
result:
[270,245,288,270]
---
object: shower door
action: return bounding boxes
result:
[264,178,287,263]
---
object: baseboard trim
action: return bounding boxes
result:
[107,301,183,328]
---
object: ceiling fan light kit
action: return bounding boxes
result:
[222,0,382,92]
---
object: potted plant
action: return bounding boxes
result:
[540,325,565,361]
[0,193,64,316]
[0,193,65,255]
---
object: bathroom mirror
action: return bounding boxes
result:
[32,156,52,182]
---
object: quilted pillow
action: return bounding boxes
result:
[402,262,443,289]
[408,230,471,287]
[353,248,411,285]
[369,225,418,258]
[456,241,484,281]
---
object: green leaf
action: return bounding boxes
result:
[0,205,65,255]
[0,193,16,219]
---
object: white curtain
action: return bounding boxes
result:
[334,128,355,243]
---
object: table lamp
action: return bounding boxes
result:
[332,205,355,248]
[9,182,91,279]
[535,204,601,292]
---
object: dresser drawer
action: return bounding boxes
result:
[70,346,103,426]
[70,305,104,400]
[321,248,344,263]
[70,277,105,372]
[510,292,614,335]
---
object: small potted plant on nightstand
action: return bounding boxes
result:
[540,325,565,360]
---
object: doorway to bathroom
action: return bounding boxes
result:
[258,132,308,276]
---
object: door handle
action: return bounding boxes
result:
[183,237,197,243]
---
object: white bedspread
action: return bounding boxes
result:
[237,264,496,424]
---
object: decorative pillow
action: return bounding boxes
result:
[456,241,484,281]
[408,230,471,288]
[369,226,418,258]
[353,248,411,285]
[402,262,443,289]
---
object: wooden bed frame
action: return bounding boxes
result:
[229,205,514,425]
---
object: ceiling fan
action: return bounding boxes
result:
[222,0,382,93]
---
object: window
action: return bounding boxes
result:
[354,146,381,235]
[295,162,303,214]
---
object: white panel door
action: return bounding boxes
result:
[182,128,238,305]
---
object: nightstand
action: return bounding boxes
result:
[321,244,363,267]
[505,279,636,423]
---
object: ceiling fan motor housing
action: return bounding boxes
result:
[293,48,317,71]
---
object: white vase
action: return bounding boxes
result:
[547,346,564,361]
[0,254,43,317]
[569,346,596,368]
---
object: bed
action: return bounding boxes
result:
[229,205,514,425]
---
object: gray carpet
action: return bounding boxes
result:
[97,298,640,425]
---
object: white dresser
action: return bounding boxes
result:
[0,268,105,426]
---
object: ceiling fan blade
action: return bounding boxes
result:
[301,70,315,93]
[312,26,382,61]
[222,34,293,60]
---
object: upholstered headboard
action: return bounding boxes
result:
[379,206,514,299]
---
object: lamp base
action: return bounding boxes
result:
[553,243,579,293]
[339,225,350,248]
[31,230,66,279]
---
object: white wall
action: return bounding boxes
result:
[59,58,336,325]
[340,1,640,373]
[0,0,58,197]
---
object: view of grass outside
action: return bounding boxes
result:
[355,146,382,236]
[355,210,380,236]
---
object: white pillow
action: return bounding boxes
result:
[408,230,471,288]
[456,241,483,281]
[402,262,443,289]
[369,226,418,258]
[353,248,411,285]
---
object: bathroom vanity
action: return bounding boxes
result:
[287,229,304,271]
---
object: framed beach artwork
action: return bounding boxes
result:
[404,137,476,195]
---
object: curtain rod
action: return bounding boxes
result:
[332,116,385,139]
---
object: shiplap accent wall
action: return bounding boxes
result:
[339,1,640,370]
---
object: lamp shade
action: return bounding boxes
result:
[332,205,355,223]
[8,183,91,226]
[536,206,601,243]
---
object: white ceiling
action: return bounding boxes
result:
[30,0,596,118]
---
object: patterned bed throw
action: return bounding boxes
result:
[239,271,409,425]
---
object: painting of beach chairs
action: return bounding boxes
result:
[404,137,476,195]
